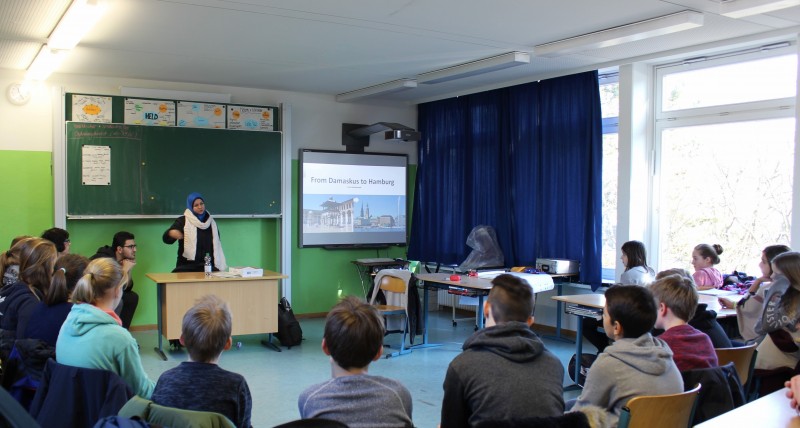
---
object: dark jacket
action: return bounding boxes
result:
[689,303,733,348]
[30,359,134,428]
[0,281,43,360]
[441,322,564,428]
[162,215,216,272]
[681,362,746,425]
[91,246,134,291]
[366,275,423,341]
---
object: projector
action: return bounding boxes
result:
[385,129,421,142]
[535,258,580,275]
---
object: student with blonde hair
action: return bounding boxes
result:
[56,258,155,398]
[152,295,252,428]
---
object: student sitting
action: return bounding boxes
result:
[753,251,800,370]
[0,238,57,359]
[651,274,718,371]
[571,285,683,426]
[25,253,89,347]
[298,296,413,428]
[0,236,33,290]
[441,274,564,428]
[41,227,71,257]
[91,231,140,330]
[56,258,155,398]
[151,295,252,428]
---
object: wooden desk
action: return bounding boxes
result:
[147,271,286,360]
[695,388,800,427]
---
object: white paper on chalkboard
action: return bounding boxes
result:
[82,145,111,186]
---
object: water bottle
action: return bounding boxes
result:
[204,253,212,277]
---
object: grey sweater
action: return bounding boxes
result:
[298,374,413,428]
[441,322,564,428]
[572,333,683,427]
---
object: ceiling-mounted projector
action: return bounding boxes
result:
[385,129,421,142]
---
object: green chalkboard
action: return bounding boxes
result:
[66,122,282,216]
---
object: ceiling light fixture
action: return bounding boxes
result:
[416,51,530,84]
[336,79,417,103]
[534,11,704,58]
[719,0,800,18]
[25,46,69,81]
[48,0,110,50]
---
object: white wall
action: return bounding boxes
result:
[0,69,418,162]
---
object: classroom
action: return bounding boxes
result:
[2,1,800,427]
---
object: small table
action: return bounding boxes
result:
[695,388,800,427]
[352,259,408,297]
[147,271,287,360]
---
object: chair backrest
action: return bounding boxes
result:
[119,395,236,428]
[380,275,407,294]
[618,383,701,428]
[715,342,757,385]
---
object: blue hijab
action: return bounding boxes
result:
[186,192,208,221]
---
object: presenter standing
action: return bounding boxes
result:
[162,192,227,273]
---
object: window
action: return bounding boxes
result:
[654,47,796,274]
[599,72,619,279]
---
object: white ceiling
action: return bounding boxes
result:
[2,0,800,104]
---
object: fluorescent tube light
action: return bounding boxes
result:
[534,11,704,58]
[25,46,69,81]
[336,79,417,102]
[719,0,800,18]
[48,0,110,50]
[416,52,530,84]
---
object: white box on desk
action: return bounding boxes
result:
[535,258,579,275]
[228,266,263,278]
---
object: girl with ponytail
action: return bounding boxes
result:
[56,258,155,398]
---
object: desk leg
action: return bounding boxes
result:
[564,315,585,392]
[408,281,441,350]
[477,295,485,329]
[543,282,574,343]
[260,334,282,352]
[154,283,167,361]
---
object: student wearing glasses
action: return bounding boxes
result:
[91,231,139,330]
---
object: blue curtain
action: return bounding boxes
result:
[408,71,603,285]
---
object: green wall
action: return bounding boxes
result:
[1,150,54,245]
[3,149,416,326]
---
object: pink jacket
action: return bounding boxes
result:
[693,267,723,288]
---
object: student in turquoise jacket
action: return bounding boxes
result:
[56,258,155,398]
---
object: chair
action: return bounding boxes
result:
[119,395,235,428]
[29,359,134,428]
[681,363,745,424]
[0,385,40,428]
[715,342,758,387]
[369,270,412,358]
[617,383,701,428]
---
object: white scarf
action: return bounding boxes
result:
[182,209,227,271]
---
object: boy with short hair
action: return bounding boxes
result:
[572,285,683,426]
[151,295,252,428]
[298,296,413,428]
[651,274,718,371]
[441,274,564,428]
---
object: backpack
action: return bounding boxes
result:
[568,353,598,387]
[276,297,303,348]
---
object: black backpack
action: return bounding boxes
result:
[277,297,303,348]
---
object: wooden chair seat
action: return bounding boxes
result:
[371,273,411,358]
[617,383,701,428]
[715,342,758,386]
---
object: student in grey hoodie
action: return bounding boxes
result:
[572,285,683,427]
[441,274,564,428]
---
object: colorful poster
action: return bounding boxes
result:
[124,98,176,126]
[81,145,111,186]
[71,94,112,123]
[227,105,274,131]
[177,101,226,128]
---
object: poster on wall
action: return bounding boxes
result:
[227,105,274,131]
[176,101,226,128]
[124,98,176,126]
[81,145,111,186]
[71,94,113,123]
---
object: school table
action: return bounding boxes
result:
[147,271,287,360]
[695,388,800,427]
[552,293,740,390]
[415,272,554,346]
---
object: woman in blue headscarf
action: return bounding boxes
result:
[162,192,227,273]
